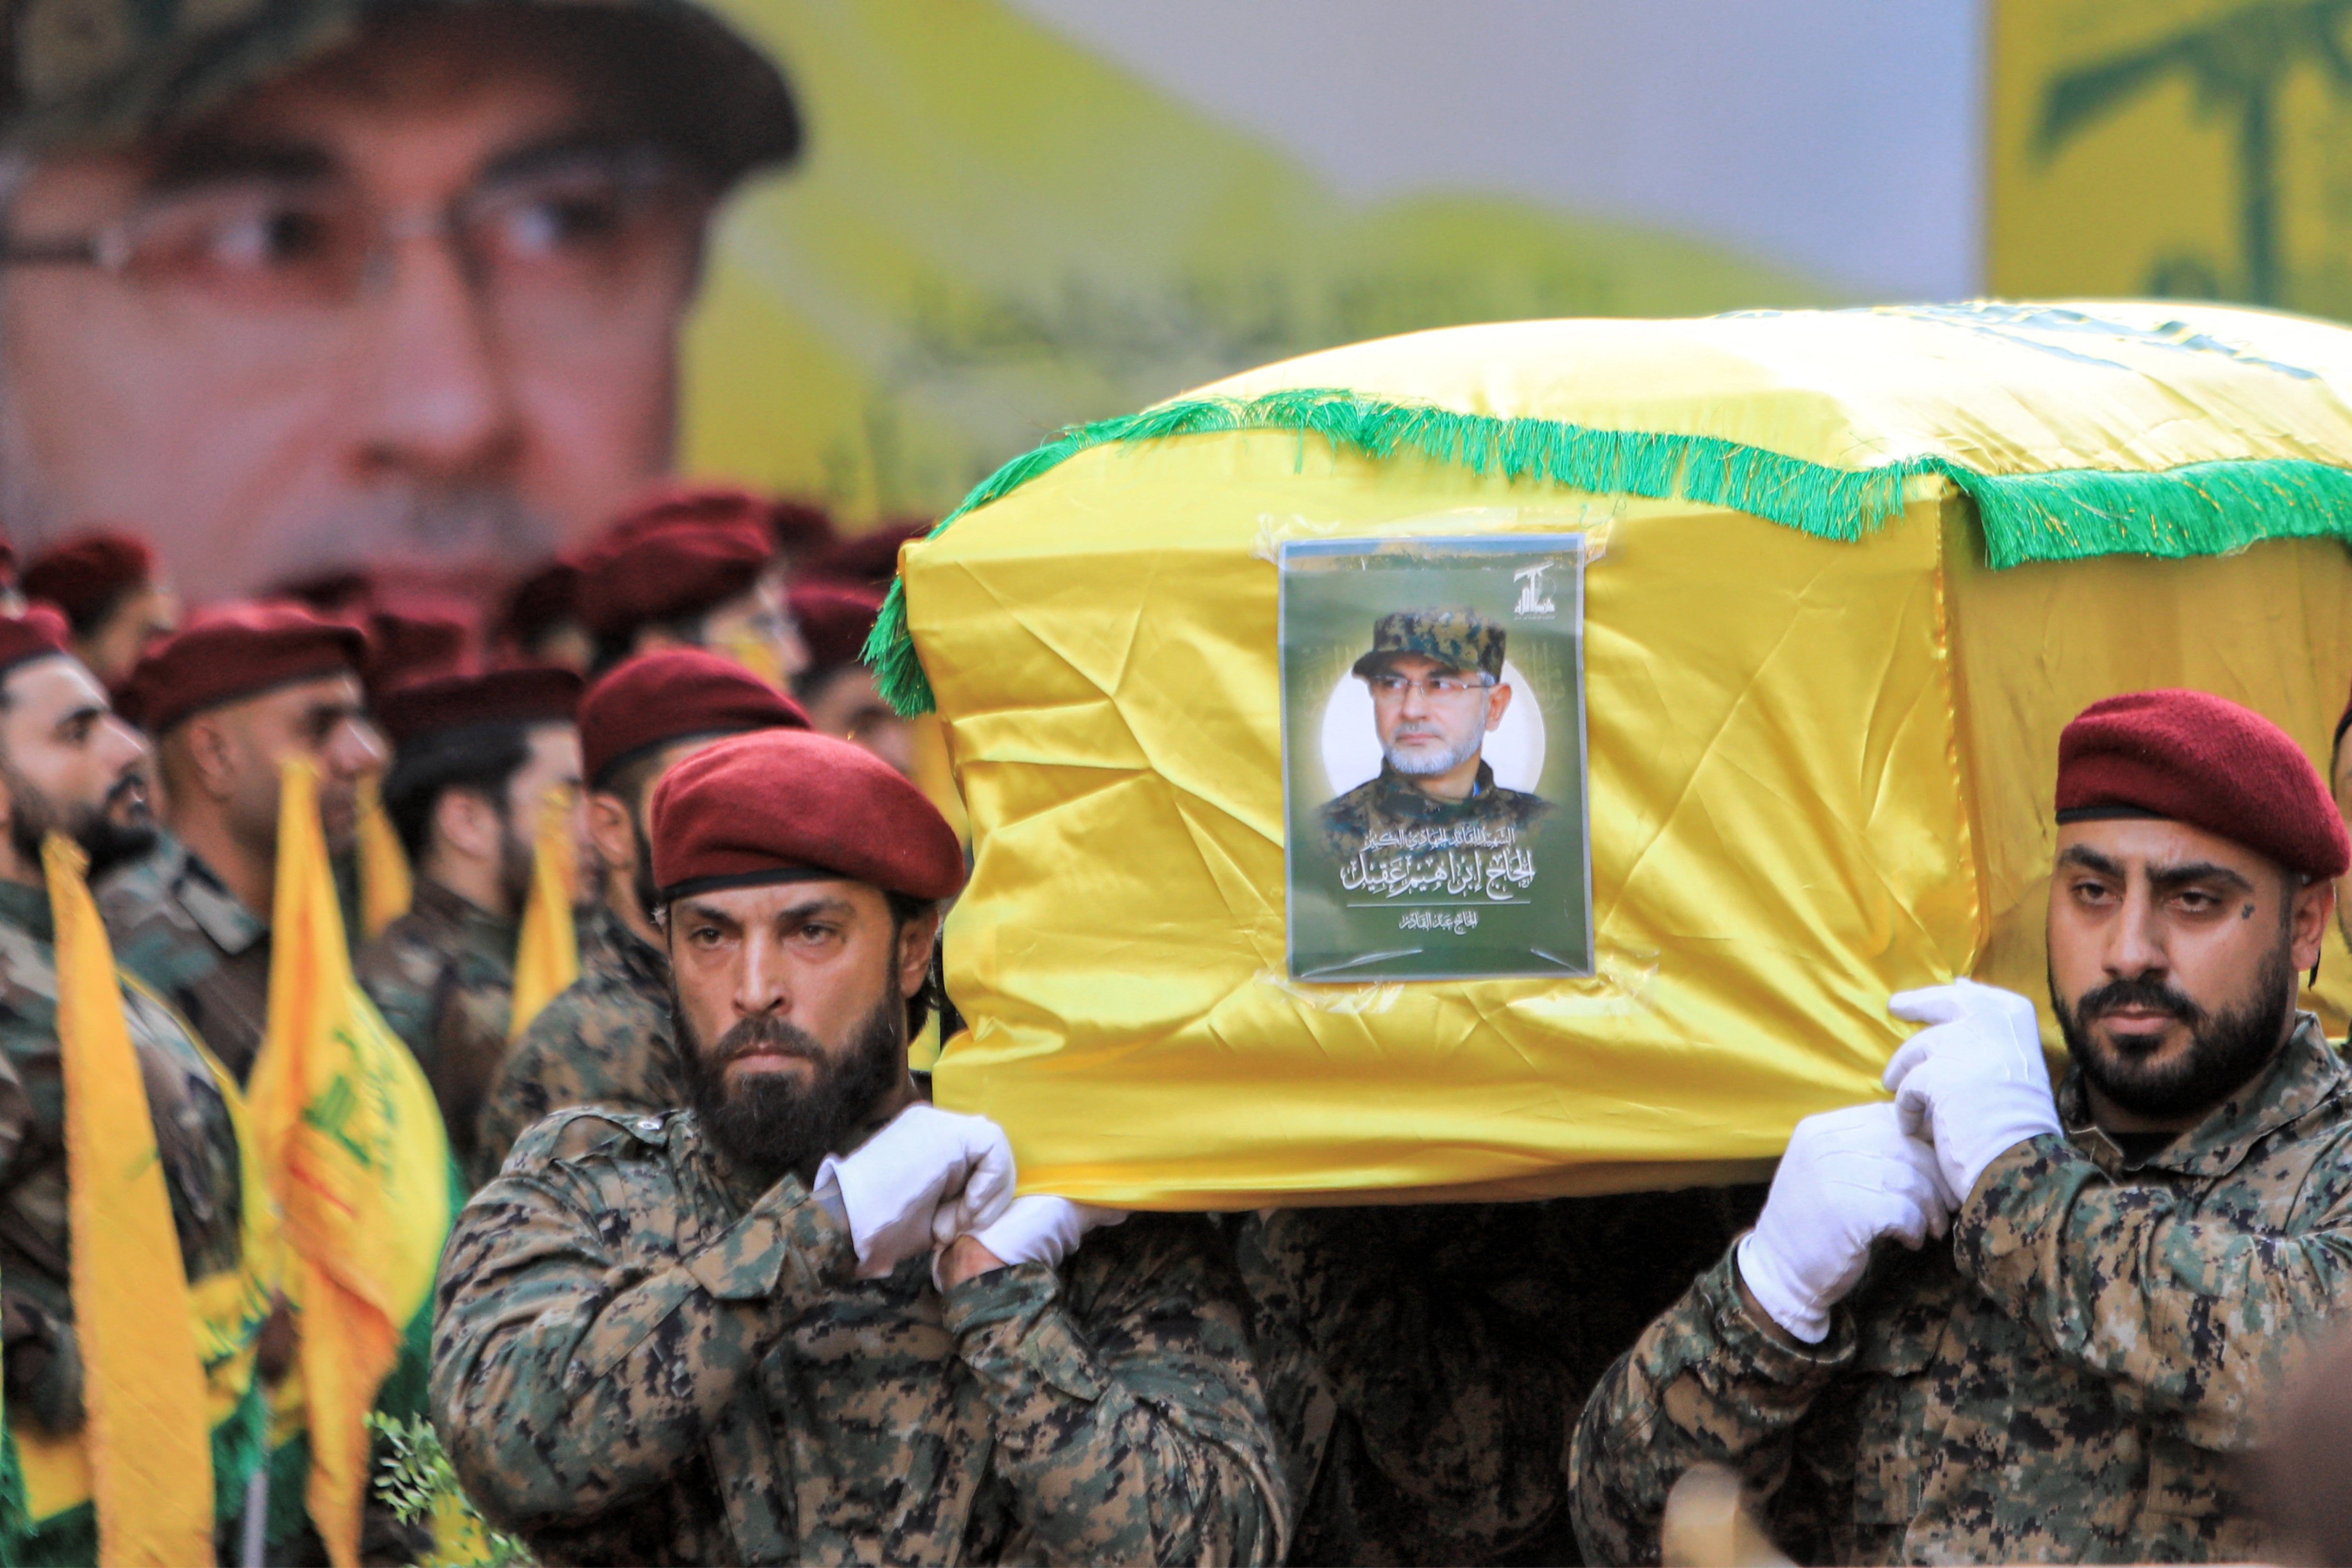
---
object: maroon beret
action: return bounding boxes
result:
[360,605,472,699]
[650,728,964,902]
[126,603,367,735]
[788,582,883,675]
[267,566,377,615]
[577,487,775,637]
[768,496,838,558]
[21,531,154,626]
[0,611,69,682]
[803,517,931,593]
[494,559,583,649]
[580,648,808,789]
[2058,688,2351,880]
[375,667,582,749]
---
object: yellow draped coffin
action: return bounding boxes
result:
[875,302,2352,1207]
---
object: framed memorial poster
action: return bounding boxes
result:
[1279,532,1593,982]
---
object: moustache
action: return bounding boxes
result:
[2074,974,2205,1028]
[710,1014,825,1066]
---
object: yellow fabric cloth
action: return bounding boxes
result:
[355,774,412,942]
[249,760,454,1568]
[41,833,214,1566]
[508,789,581,1042]
[903,306,2352,1206]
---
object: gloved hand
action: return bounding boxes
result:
[1884,978,2062,1203]
[1736,1102,1955,1344]
[932,1196,1129,1290]
[814,1105,1017,1279]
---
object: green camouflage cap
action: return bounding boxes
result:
[1350,606,1504,682]
[0,0,800,174]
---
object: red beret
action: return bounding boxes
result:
[375,667,582,749]
[360,605,472,699]
[126,603,366,735]
[495,559,583,649]
[577,487,774,637]
[580,648,808,789]
[2058,688,2350,880]
[267,566,377,615]
[804,518,931,593]
[788,582,882,675]
[0,611,69,682]
[768,496,838,557]
[21,531,154,626]
[650,728,963,902]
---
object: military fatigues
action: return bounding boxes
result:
[97,832,273,1083]
[432,1108,1287,1567]
[1572,1014,2352,1566]
[473,901,681,1187]
[1320,760,1550,862]
[0,880,247,1435]
[355,878,518,1178]
[1236,1188,1760,1566]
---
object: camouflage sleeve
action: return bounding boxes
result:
[1568,1249,1854,1567]
[941,1216,1288,1566]
[355,935,441,1069]
[1955,1132,2352,1451]
[430,1141,860,1530]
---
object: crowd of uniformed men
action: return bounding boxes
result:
[5,0,2352,1563]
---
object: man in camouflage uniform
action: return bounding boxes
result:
[0,613,258,1557]
[1236,1186,1760,1565]
[1321,608,1549,862]
[356,669,580,1176]
[1574,689,2352,1565]
[434,728,1285,1565]
[475,647,806,1182]
[98,606,386,1082]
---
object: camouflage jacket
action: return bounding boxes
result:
[356,878,517,1176]
[1571,1014,2352,1566]
[432,1108,1287,1567]
[1319,761,1550,863]
[472,901,681,1187]
[95,832,272,1084]
[0,880,246,1434]
[1235,1187,1760,1567]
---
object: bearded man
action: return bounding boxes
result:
[1573,688,2352,1565]
[356,667,581,1172]
[472,647,805,1183]
[432,728,1285,1565]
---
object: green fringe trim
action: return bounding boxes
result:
[860,388,2352,716]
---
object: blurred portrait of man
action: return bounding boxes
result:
[0,0,801,597]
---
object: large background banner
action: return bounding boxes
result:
[676,0,1844,525]
[1990,0,2352,314]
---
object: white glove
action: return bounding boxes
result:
[933,1196,1128,1289]
[1884,979,2063,1203]
[1736,1102,1955,1344]
[813,1105,1017,1279]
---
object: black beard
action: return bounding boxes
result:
[2052,942,2295,1120]
[8,767,155,878]
[679,991,907,1184]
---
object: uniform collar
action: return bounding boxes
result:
[2059,1011,2345,1179]
[583,899,670,986]
[1374,758,1497,808]
[169,839,268,957]
[410,877,521,951]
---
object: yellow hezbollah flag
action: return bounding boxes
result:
[508,787,580,1042]
[250,760,455,1568]
[876,301,2352,1207]
[355,773,411,942]
[41,833,211,1566]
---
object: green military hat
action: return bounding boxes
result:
[1350,606,1505,682]
[0,0,799,176]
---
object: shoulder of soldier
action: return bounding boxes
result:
[1322,779,1381,824]
[1483,786,1552,821]
[355,912,456,1000]
[0,918,57,1027]
[1067,1211,1249,1314]
[501,1103,687,1174]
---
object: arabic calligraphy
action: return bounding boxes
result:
[1399,909,1480,934]
[1339,844,1537,902]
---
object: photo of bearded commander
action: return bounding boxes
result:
[1321,607,1549,860]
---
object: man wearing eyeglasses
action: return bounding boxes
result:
[0,0,799,599]
[1321,607,1551,862]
